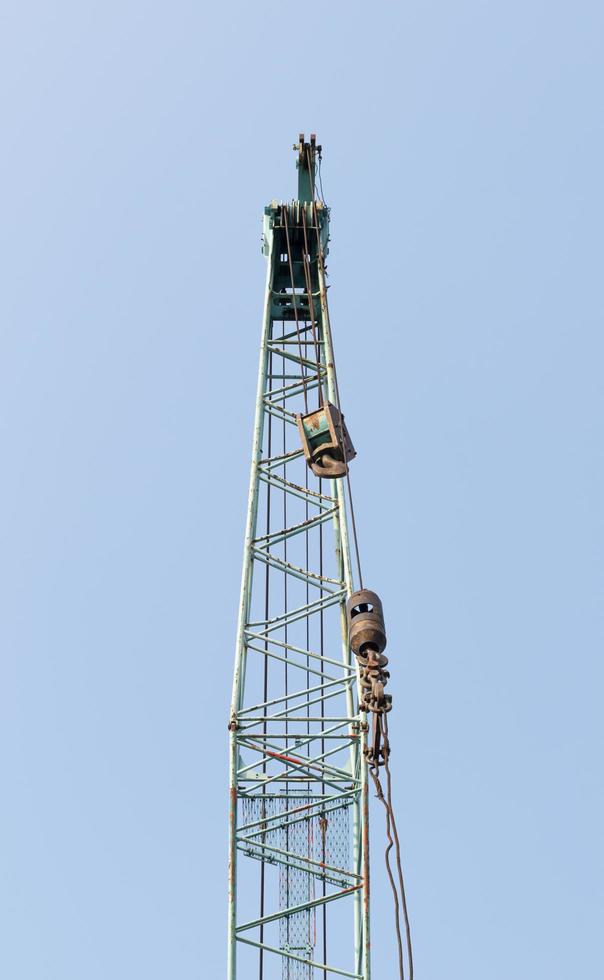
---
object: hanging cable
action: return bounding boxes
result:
[368,762,406,980]
[383,714,414,980]
[284,139,412,978]
[306,147,364,589]
[317,148,327,206]
[282,204,310,414]
[300,207,324,407]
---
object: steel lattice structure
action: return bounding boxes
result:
[228,137,371,980]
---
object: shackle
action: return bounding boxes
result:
[346,589,387,656]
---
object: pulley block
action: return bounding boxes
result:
[346,589,387,656]
[296,401,356,479]
[348,589,392,753]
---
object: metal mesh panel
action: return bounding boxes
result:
[240,796,351,978]
[279,803,313,980]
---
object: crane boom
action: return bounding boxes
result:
[228,136,371,980]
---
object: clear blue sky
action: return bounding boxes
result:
[1,2,602,977]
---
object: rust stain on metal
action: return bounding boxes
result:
[265,747,305,766]
[362,771,371,957]
[228,785,238,889]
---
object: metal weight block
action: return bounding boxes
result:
[346,589,387,656]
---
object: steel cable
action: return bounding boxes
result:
[317,149,327,206]
[305,147,364,589]
[308,144,414,978]
[282,205,310,413]
[368,758,406,980]
[300,207,324,407]
[383,714,414,980]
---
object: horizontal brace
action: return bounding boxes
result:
[266,373,315,381]
[239,731,358,741]
[246,589,346,634]
[239,790,350,800]
[238,720,352,778]
[237,738,350,781]
[237,837,360,883]
[239,776,356,785]
[251,547,343,592]
[243,632,356,675]
[260,468,336,501]
[258,472,330,511]
[238,737,352,783]
[236,843,351,889]
[236,936,363,979]
[236,882,362,933]
[263,404,298,427]
[266,345,321,371]
[273,339,325,346]
[239,797,357,843]
[252,506,337,548]
[240,774,353,794]
[265,375,322,401]
[257,686,357,724]
[270,288,310,300]
[238,673,354,716]
[240,740,354,794]
[245,643,337,682]
[262,398,299,420]
[271,324,315,341]
[238,789,356,833]
[239,716,356,726]
[258,447,304,468]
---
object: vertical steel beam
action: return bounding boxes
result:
[228,230,275,980]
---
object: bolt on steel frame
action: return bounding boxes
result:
[228,141,370,980]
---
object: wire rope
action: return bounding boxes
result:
[282,205,310,413]
[310,143,414,980]
[300,207,324,407]
[383,714,414,980]
[368,759,406,980]
[305,147,364,590]
[317,149,327,206]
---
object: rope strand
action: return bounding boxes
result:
[383,715,414,980]
[308,145,412,976]
[305,147,364,589]
[300,207,324,407]
[369,760,406,980]
[282,204,310,413]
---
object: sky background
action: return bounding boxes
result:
[1,1,603,977]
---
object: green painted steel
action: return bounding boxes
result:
[228,140,370,980]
